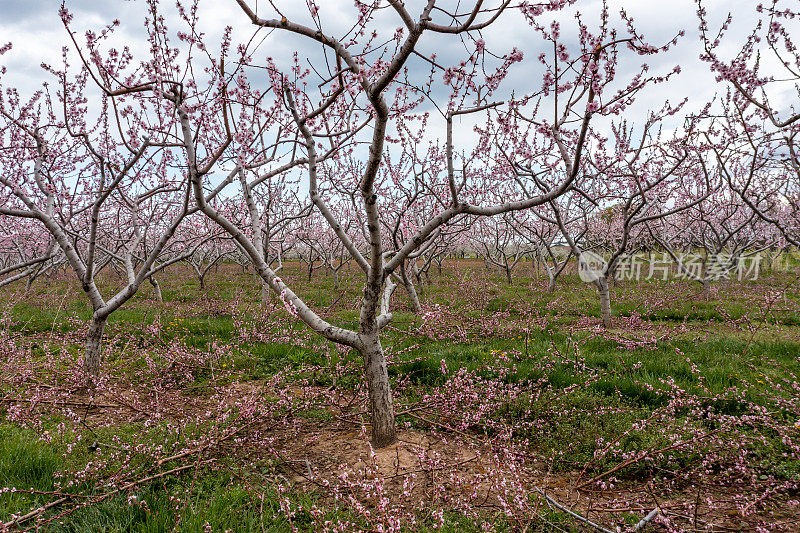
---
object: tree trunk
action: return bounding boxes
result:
[149,276,163,303]
[547,275,556,293]
[83,316,107,375]
[410,262,425,298]
[416,273,425,297]
[400,263,421,314]
[701,278,711,294]
[597,278,612,328]
[361,335,396,447]
[505,266,513,285]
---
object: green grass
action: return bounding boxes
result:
[2,259,800,529]
[0,423,294,531]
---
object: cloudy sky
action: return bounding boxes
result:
[0,0,789,158]
[0,1,770,97]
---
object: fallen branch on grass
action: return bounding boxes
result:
[404,411,481,443]
[5,415,269,529]
[534,486,660,533]
[0,397,119,409]
[3,463,205,530]
[2,497,70,530]
[576,429,722,489]
[156,418,263,465]
[632,507,660,531]
[533,487,615,533]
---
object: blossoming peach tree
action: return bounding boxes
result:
[0,0,683,447]
[698,0,800,246]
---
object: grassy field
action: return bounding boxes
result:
[1,260,799,531]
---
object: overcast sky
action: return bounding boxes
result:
[0,1,790,161]
[0,1,771,98]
